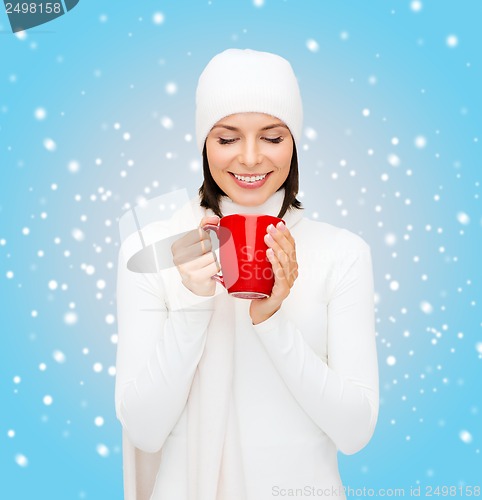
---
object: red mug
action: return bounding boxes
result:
[203,214,285,299]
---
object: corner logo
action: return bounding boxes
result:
[4,0,80,33]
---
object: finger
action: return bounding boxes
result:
[182,254,222,286]
[200,262,221,279]
[193,260,222,283]
[173,238,213,265]
[179,251,220,274]
[197,227,210,255]
[265,233,290,270]
[266,224,297,261]
[276,221,296,248]
[267,247,287,282]
[200,215,220,228]
[266,249,290,299]
[174,227,212,249]
[265,236,298,286]
[199,216,220,254]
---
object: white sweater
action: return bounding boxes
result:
[115,189,379,500]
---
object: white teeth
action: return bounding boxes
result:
[233,173,267,183]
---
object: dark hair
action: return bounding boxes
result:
[198,140,303,219]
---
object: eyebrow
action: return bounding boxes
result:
[211,123,289,132]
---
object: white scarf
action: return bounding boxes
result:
[121,189,304,500]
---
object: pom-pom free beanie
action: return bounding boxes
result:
[195,48,303,153]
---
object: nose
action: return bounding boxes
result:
[238,139,262,168]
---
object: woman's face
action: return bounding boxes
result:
[205,112,294,207]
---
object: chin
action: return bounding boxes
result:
[228,191,271,207]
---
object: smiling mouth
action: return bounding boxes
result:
[230,172,272,183]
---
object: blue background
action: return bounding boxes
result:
[1,0,481,498]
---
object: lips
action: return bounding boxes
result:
[229,171,272,189]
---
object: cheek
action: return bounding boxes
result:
[206,143,232,170]
[272,144,293,168]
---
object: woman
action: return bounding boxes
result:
[115,48,379,500]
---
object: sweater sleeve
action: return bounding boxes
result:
[253,240,379,455]
[114,247,217,453]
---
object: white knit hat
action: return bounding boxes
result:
[195,48,303,153]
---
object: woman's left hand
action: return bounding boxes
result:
[250,221,299,325]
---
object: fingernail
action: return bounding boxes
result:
[267,224,276,233]
[265,233,274,243]
[277,221,286,231]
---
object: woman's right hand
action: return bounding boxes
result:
[170,216,221,296]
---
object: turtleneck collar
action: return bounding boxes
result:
[198,189,305,230]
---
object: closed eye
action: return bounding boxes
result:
[218,138,237,145]
[265,137,284,143]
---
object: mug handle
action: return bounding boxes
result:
[202,224,225,289]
